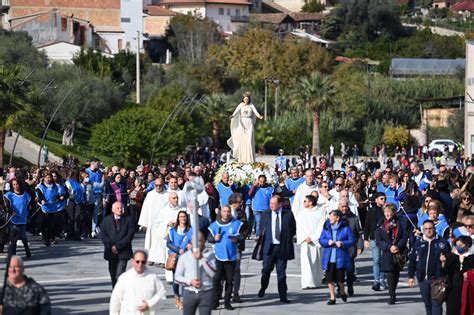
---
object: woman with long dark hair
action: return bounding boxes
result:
[166,210,193,310]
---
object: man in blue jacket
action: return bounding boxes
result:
[249,175,273,237]
[408,220,450,315]
[258,195,296,303]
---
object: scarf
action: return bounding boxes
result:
[111,182,122,202]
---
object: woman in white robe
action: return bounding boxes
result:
[297,194,326,289]
[227,93,263,164]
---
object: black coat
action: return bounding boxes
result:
[261,209,296,261]
[375,217,408,272]
[101,214,135,260]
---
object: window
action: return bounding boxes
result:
[118,39,123,50]
[235,9,241,16]
[227,8,231,16]
[218,8,224,15]
[121,17,131,23]
[61,17,67,32]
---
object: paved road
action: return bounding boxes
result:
[0,232,428,315]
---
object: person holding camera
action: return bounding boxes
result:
[375,203,408,305]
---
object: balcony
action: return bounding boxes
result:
[1,0,10,11]
[231,15,249,22]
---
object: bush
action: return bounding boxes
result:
[383,127,410,149]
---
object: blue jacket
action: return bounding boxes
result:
[36,183,66,213]
[85,168,103,194]
[4,192,31,225]
[251,185,273,211]
[167,227,193,255]
[408,236,450,282]
[216,182,236,207]
[320,219,356,271]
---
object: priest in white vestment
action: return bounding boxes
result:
[138,178,169,264]
[167,176,187,208]
[292,169,319,218]
[297,194,325,289]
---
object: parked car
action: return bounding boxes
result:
[428,139,457,153]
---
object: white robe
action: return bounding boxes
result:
[297,206,325,288]
[292,182,319,218]
[138,190,169,263]
[110,268,166,315]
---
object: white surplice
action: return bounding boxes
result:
[292,182,319,218]
[138,190,169,263]
[297,206,326,289]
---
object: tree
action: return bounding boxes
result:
[89,107,187,165]
[0,66,43,167]
[383,127,410,148]
[198,93,232,148]
[166,14,222,65]
[208,27,332,87]
[302,0,325,13]
[292,72,336,155]
[36,64,124,145]
[0,30,48,71]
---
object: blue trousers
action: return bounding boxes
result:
[369,240,385,282]
[253,210,269,237]
[419,279,443,315]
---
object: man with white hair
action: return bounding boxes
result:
[329,177,359,217]
[292,169,319,218]
[138,178,169,266]
[168,176,187,208]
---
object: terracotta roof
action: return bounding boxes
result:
[156,0,251,4]
[261,0,291,13]
[250,13,293,24]
[289,12,322,22]
[451,1,474,11]
[145,5,177,16]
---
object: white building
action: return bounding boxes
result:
[465,41,474,159]
[156,0,251,33]
[271,0,305,12]
[121,0,145,51]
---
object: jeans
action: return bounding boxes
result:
[369,240,385,282]
[245,204,254,234]
[253,210,269,237]
[233,250,242,294]
[92,193,102,233]
[419,279,443,315]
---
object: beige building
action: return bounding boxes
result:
[144,5,176,37]
[465,41,474,158]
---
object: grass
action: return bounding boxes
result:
[22,126,115,166]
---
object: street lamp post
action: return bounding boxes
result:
[136,31,141,104]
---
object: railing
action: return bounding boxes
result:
[231,15,249,22]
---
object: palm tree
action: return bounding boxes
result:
[199,93,230,148]
[293,72,336,156]
[0,66,42,167]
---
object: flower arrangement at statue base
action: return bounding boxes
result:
[214,161,278,186]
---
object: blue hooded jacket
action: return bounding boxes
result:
[320,218,356,271]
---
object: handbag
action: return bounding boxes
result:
[165,229,191,271]
[431,276,448,303]
[393,249,407,270]
[252,228,265,261]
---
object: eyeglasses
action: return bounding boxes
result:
[462,198,471,201]
[134,260,146,265]
[335,183,343,186]
[466,224,474,229]
[378,197,386,200]
[321,185,328,188]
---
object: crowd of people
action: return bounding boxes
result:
[0,146,473,314]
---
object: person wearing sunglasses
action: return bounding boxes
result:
[364,192,387,291]
[408,220,450,315]
[452,192,473,224]
[110,250,166,315]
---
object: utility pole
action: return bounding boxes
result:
[136,31,140,104]
[264,79,268,121]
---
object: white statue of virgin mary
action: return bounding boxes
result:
[227,92,263,164]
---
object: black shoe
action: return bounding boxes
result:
[341,294,348,302]
[327,299,336,305]
[258,289,265,298]
[224,304,234,310]
[336,292,341,298]
[233,293,243,303]
[372,281,381,291]
[348,286,354,297]
[25,251,32,259]
[388,296,396,304]
[45,241,51,247]
[280,298,291,304]
[212,302,220,310]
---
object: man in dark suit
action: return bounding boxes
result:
[101,201,135,287]
[258,195,296,303]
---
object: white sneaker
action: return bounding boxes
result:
[91,231,97,238]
